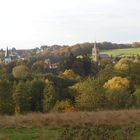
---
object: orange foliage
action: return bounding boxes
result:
[63,101,76,112]
[65,106,76,112]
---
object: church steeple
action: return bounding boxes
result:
[94,41,97,49]
[4,46,11,64]
[92,41,100,62]
[5,46,9,57]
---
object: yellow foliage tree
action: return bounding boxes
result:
[103,76,129,90]
[12,65,30,79]
[114,58,131,71]
[62,69,78,79]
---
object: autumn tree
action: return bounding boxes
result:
[103,76,129,90]
[115,58,131,72]
[53,100,76,112]
[104,77,133,109]
[62,69,79,80]
[12,65,30,80]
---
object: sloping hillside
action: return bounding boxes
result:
[101,48,140,57]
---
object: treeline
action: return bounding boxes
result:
[0,73,76,115]
[42,42,132,56]
[33,42,132,63]
[0,54,94,114]
[29,41,140,65]
[1,53,140,114]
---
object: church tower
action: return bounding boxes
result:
[4,47,11,64]
[92,42,100,62]
[5,47,9,57]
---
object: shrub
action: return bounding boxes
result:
[53,100,76,112]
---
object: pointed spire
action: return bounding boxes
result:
[94,41,97,49]
[5,46,9,57]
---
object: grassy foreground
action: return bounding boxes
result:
[1,110,140,139]
[100,48,140,57]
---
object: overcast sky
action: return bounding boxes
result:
[0,0,140,49]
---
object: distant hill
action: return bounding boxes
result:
[40,42,132,57]
[101,48,140,57]
[30,42,137,63]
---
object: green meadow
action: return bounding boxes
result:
[0,127,62,140]
[0,127,140,140]
[100,48,140,57]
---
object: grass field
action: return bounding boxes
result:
[1,110,140,139]
[0,127,140,140]
[0,127,62,140]
[100,48,140,57]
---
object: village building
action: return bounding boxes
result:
[92,42,110,62]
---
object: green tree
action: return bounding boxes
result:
[5,61,16,73]
[60,53,75,71]
[129,61,140,85]
[97,64,114,85]
[0,80,14,115]
[133,86,140,108]
[30,80,45,112]
[13,81,31,114]
[99,59,113,70]
[74,78,107,111]
[105,89,134,109]
[43,81,59,112]
[82,54,93,76]
[31,61,44,73]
